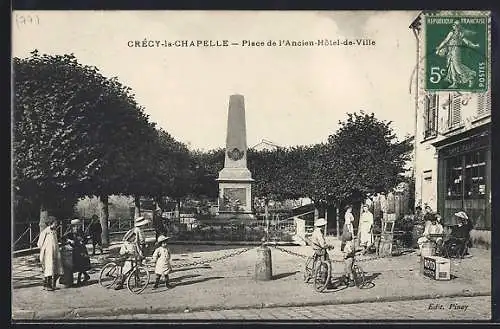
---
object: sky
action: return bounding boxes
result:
[12,10,419,151]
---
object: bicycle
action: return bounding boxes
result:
[303,246,334,284]
[313,249,366,293]
[99,255,151,294]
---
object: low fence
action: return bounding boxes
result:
[13,213,300,251]
[13,218,139,252]
[165,215,297,242]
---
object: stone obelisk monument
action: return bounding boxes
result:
[216,94,255,221]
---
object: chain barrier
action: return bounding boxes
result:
[170,246,256,269]
[269,244,412,264]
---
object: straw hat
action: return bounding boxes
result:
[454,211,468,220]
[314,218,327,227]
[157,235,169,243]
[70,218,82,225]
[134,216,150,227]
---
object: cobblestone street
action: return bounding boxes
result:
[90,296,491,321]
[12,238,491,321]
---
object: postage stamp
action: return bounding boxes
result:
[425,15,488,92]
[11,9,493,322]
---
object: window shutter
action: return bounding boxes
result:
[477,93,486,116]
[424,95,430,138]
[451,96,461,126]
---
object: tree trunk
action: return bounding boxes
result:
[134,195,141,218]
[100,194,110,247]
[264,201,269,241]
[336,204,340,239]
[39,203,49,233]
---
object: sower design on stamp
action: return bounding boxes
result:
[425,16,488,92]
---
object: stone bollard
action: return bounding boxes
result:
[60,245,74,288]
[254,243,272,281]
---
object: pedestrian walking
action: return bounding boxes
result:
[151,235,173,289]
[64,219,91,286]
[37,216,63,291]
[358,204,374,254]
[88,215,103,255]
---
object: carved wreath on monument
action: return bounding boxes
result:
[227,147,244,161]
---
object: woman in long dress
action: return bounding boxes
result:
[358,204,374,253]
[341,206,355,251]
[435,20,480,88]
[37,217,63,291]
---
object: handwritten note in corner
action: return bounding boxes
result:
[14,13,40,29]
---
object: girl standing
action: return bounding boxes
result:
[64,219,91,286]
[151,235,173,289]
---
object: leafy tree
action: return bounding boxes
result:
[191,148,225,199]
[13,51,107,231]
[326,111,413,214]
[13,51,165,244]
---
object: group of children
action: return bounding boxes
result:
[310,218,358,287]
[118,216,173,290]
[123,215,359,291]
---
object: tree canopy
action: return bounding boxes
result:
[13,51,193,227]
[13,50,413,228]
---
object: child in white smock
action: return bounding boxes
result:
[151,235,173,289]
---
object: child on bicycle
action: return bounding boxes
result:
[151,235,173,289]
[114,216,149,290]
[342,231,356,287]
[310,218,334,269]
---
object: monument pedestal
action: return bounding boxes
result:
[216,94,256,223]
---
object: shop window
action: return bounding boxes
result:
[464,150,486,198]
[445,156,463,199]
[424,94,438,139]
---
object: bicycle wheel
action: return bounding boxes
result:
[126,266,150,294]
[313,261,330,293]
[352,264,366,288]
[303,257,313,283]
[99,262,120,288]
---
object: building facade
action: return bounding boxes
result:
[251,139,280,152]
[410,11,491,230]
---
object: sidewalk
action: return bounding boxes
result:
[90,296,492,321]
[12,238,491,320]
